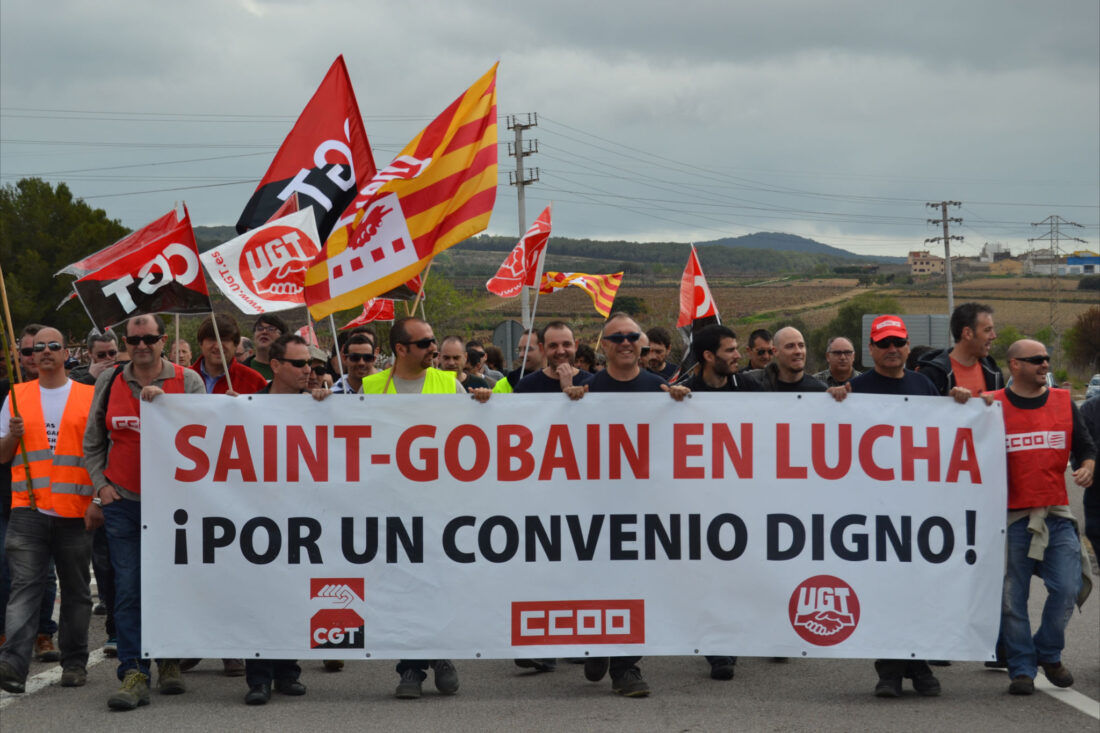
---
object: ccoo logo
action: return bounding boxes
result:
[309,578,365,649]
[788,575,860,646]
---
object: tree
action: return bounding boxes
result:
[811,293,902,370]
[1063,306,1100,374]
[614,295,648,317]
[0,178,129,341]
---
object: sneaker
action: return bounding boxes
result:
[611,666,651,697]
[1008,675,1034,695]
[60,666,87,687]
[709,657,736,681]
[157,659,186,695]
[93,602,107,616]
[1039,662,1074,688]
[222,658,245,677]
[323,659,345,672]
[584,657,610,682]
[0,660,26,693]
[35,634,60,662]
[514,658,556,673]
[431,659,459,694]
[395,669,423,699]
[104,637,118,657]
[108,670,151,710]
[911,672,941,697]
[874,677,902,698]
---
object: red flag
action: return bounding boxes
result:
[341,299,396,329]
[296,323,320,346]
[486,205,551,297]
[676,245,719,328]
[73,207,210,331]
[56,209,181,278]
[236,56,376,242]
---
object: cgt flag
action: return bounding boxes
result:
[236,56,376,243]
[341,298,396,328]
[539,271,623,317]
[201,208,323,314]
[73,207,210,331]
[486,204,551,298]
[303,63,498,320]
[677,244,719,327]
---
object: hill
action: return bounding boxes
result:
[698,232,902,264]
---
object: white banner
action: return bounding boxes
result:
[141,393,1006,661]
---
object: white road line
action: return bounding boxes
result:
[1036,675,1100,719]
[0,649,107,710]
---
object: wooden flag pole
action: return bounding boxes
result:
[0,302,38,511]
[328,313,345,383]
[0,262,23,383]
[174,314,181,363]
[409,258,435,317]
[208,313,235,394]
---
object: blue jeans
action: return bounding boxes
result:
[102,498,146,678]
[0,513,58,637]
[0,509,91,678]
[1001,516,1082,679]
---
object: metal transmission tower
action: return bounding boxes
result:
[507,113,540,328]
[1028,215,1086,335]
[925,201,963,314]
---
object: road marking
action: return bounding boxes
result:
[1035,675,1100,719]
[0,649,107,710]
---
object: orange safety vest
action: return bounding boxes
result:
[9,380,96,517]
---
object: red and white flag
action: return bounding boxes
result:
[296,323,320,346]
[486,204,551,298]
[676,244,719,327]
[200,208,323,314]
[341,299,396,329]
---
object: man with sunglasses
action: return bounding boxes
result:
[990,340,1094,696]
[70,330,120,386]
[83,314,205,709]
[361,317,490,699]
[745,328,774,372]
[15,324,44,381]
[917,302,1004,402]
[332,333,377,394]
[0,327,96,694]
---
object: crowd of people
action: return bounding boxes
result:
[0,301,1095,706]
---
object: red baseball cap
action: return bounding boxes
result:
[870,315,908,341]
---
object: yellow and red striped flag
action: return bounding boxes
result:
[539,271,624,317]
[303,63,498,320]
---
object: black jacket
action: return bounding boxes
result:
[915,348,1004,395]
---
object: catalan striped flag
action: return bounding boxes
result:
[539,271,624,317]
[303,64,498,320]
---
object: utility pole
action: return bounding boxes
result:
[926,201,963,315]
[507,113,540,329]
[1029,215,1085,335]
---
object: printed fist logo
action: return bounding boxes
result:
[309,578,365,649]
[240,226,320,302]
[788,575,859,646]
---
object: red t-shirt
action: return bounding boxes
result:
[950,357,986,395]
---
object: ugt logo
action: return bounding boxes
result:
[788,575,860,646]
[309,578,365,649]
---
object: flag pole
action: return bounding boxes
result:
[0,262,22,383]
[0,304,38,511]
[174,314,181,363]
[410,258,435,316]
[525,203,551,333]
[208,312,235,394]
[328,313,346,383]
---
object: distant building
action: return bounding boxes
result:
[978,242,1011,263]
[1023,248,1066,276]
[908,250,945,276]
[1066,251,1099,275]
[990,259,1023,275]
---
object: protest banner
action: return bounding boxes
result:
[141,393,1005,661]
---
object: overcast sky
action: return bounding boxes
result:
[2,0,1097,258]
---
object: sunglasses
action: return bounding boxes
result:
[311,366,328,376]
[400,337,436,349]
[1014,354,1050,365]
[94,350,119,359]
[346,353,375,363]
[275,357,310,368]
[32,342,64,353]
[126,334,164,346]
[19,347,34,357]
[872,337,908,349]
[639,346,651,356]
[755,348,774,357]
[602,332,642,344]
[828,350,854,357]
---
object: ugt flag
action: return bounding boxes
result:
[486,204,551,298]
[304,63,498,320]
[73,207,210,331]
[236,56,376,242]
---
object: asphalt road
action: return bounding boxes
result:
[1,473,1096,732]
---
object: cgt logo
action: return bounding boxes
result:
[788,575,860,646]
[511,600,645,646]
[309,578,365,649]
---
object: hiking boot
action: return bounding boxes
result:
[245,682,271,705]
[611,666,651,697]
[1040,662,1074,688]
[157,659,186,695]
[584,657,610,682]
[911,672,941,697]
[35,634,60,662]
[431,659,459,694]
[395,668,422,699]
[874,676,902,698]
[514,658,556,673]
[60,666,87,687]
[0,660,26,693]
[274,678,306,696]
[709,657,736,681]
[108,670,151,710]
[103,637,118,657]
[1008,675,1034,695]
[323,659,344,672]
